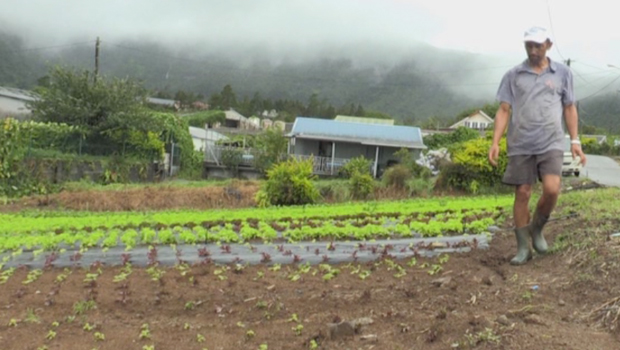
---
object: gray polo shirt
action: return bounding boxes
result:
[496,58,575,156]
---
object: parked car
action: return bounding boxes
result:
[562,135,582,177]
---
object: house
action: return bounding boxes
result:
[189,126,228,152]
[334,115,395,125]
[260,119,273,130]
[222,109,248,128]
[261,109,278,119]
[287,117,426,178]
[0,86,38,118]
[450,110,494,130]
[247,116,261,130]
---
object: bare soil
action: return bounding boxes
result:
[0,181,261,212]
[0,177,594,213]
[1,216,620,350]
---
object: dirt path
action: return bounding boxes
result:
[1,219,619,349]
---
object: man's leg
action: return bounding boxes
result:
[529,150,563,254]
[529,174,561,253]
[511,184,533,265]
[503,154,537,265]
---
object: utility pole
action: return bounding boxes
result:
[94,37,100,83]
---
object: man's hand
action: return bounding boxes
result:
[572,143,587,166]
[488,144,500,167]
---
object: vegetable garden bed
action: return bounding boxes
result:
[0,195,511,268]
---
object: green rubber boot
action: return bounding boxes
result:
[510,226,532,265]
[529,212,549,254]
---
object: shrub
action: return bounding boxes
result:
[340,156,372,178]
[423,126,481,150]
[435,136,508,192]
[220,148,244,175]
[382,164,412,189]
[255,158,319,207]
[184,110,226,128]
[393,148,431,179]
[451,137,507,186]
[349,171,375,200]
[434,163,482,192]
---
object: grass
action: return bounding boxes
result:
[547,187,620,254]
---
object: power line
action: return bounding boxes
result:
[3,41,95,54]
[577,75,620,102]
[546,0,565,61]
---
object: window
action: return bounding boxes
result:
[471,122,478,129]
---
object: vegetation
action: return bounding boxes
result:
[255,158,319,207]
[423,126,481,151]
[0,194,512,250]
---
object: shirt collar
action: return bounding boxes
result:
[517,57,557,73]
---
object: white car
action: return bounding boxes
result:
[562,135,582,177]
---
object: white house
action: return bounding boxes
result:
[0,86,38,118]
[189,126,228,152]
[449,110,494,130]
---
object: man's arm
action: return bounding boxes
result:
[564,103,586,165]
[492,102,511,145]
[488,102,511,166]
[564,104,578,140]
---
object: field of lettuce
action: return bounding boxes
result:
[0,196,511,260]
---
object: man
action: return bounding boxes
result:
[488,26,586,265]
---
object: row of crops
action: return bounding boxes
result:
[0,195,512,254]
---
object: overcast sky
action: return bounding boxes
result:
[2,0,620,97]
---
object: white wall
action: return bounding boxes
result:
[0,96,31,117]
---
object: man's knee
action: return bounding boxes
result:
[542,175,561,198]
[515,185,532,202]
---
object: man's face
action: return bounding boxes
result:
[525,40,550,65]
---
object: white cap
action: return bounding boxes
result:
[523,26,552,44]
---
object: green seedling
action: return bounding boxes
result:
[23,269,43,284]
[309,339,319,349]
[288,313,300,323]
[197,333,206,343]
[8,318,18,327]
[73,300,97,315]
[140,323,152,340]
[94,332,105,341]
[46,330,57,340]
[142,345,155,350]
[25,308,40,323]
[246,329,256,339]
[292,324,304,336]
[83,322,95,331]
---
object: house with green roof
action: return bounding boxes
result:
[287,117,426,178]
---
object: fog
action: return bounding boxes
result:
[2,0,619,101]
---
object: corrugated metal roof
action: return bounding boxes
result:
[189,126,228,141]
[147,97,177,106]
[289,117,426,149]
[0,86,38,102]
[334,115,394,125]
[224,109,247,121]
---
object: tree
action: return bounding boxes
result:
[30,66,146,132]
[220,84,237,110]
[253,128,289,173]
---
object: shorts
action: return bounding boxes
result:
[502,150,563,185]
